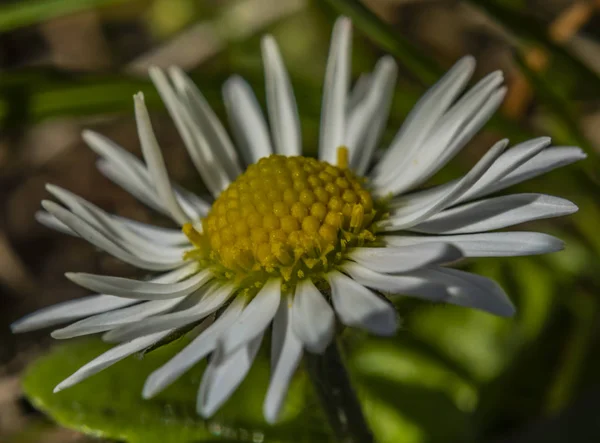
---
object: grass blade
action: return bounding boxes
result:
[0,0,128,32]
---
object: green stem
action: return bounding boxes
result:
[305,340,374,443]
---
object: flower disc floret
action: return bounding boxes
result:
[184,154,384,285]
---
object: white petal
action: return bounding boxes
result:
[223,76,272,164]
[35,210,76,236]
[95,159,165,213]
[346,56,397,174]
[65,268,212,300]
[219,279,281,356]
[379,139,507,231]
[11,295,137,333]
[457,137,551,203]
[413,267,515,316]
[344,58,387,151]
[53,330,172,393]
[168,66,242,180]
[143,296,246,399]
[171,187,211,219]
[327,271,398,336]
[475,146,587,199]
[432,73,505,172]
[341,261,448,301]
[344,263,515,317]
[378,76,506,195]
[42,200,183,271]
[264,296,303,424]
[134,92,190,225]
[373,56,476,184]
[116,217,188,246]
[197,334,263,418]
[390,137,551,210]
[349,243,462,274]
[82,129,152,195]
[51,298,184,339]
[152,262,200,283]
[262,35,301,156]
[411,193,578,234]
[149,67,230,196]
[102,283,235,343]
[52,264,199,339]
[383,232,564,257]
[291,279,335,353]
[408,87,506,192]
[319,17,352,164]
[96,158,209,220]
[86,129,208,220]
[347,73,371,113]
[46,184,187,262]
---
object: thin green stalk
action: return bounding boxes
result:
[305,340,374,443]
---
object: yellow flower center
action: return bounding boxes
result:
[183,150,385,288]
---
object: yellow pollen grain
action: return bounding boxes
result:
[291,202,308,219]
[191,154,380,281]
[302,216,320,234]
[311,202,327,221]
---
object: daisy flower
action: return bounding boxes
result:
[13,17,584,424]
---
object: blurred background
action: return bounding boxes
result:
[1,0,600,442]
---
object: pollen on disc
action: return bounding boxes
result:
[188,155,379,280]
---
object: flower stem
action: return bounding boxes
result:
[305,340,374,443]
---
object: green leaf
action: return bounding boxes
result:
[0,0,129,32]
[24,332,488,443]
[507,258,556,344]
[409,305,513,383]
[23,338,327,443]
[350,338,477,443]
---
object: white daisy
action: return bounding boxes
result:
[13,17,584,424]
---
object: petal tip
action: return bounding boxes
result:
[566,201,579,214]
[553,239,566,252]
[81,128,97,141]
[45,183,58,193]
[263,407,279,426]
[141,380,157,400]
[10,319,25,334]
[50,329,66,339]
[456,55,477,73]
[167,64,183,78]
[336,16,352,29]
[147,64,162,74]
[41,199,57,212]
[53,382,67,394]
[261,34,276,47]
[197,400,217,419]
[499,304,517,318]
[305,342,329,354]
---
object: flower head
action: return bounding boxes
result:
[13,17,584,424]
[186,152,383,288]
